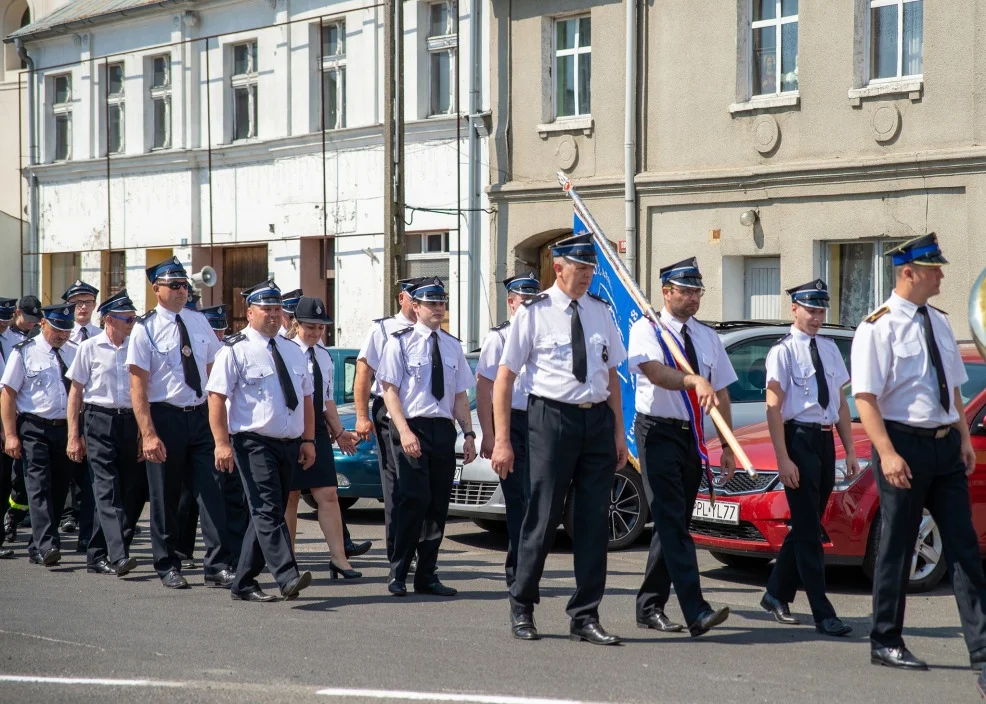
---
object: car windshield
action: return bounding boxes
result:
[845,361,986,421]
[466,354,479,408]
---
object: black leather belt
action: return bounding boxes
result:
[531,395,606,411]
[151,402,205,413]
[785,420,833,432]
[19,413,66,427]
[85,404,133,416]
[644,415,691,431]
[885,420,953,439]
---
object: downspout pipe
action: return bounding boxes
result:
[624,0,637,278]
[15,38,38,295]
[466,0,481,348]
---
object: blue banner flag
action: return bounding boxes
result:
[583,211,642,465]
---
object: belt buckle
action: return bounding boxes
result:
[935,427,949,439]
[679,421,690,430]
[578,402,593,409]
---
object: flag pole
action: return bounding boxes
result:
[557,172,756,478]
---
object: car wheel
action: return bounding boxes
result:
[338,497,358,511]
[563,465,649,551]
[472,518,509,534]
[708,551,772,570]
[301,491,318,510]
[862,509,947,593]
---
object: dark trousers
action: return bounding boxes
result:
[509,397,615,627]
[389,416,457,584]
[502,409,531,588]
[871,424,986,652]
[0,454,12,545]
[145,404,247,578]
[19,416,73,558]
[767,424,837,622]
[372,395,402,562]
[635,415,709,625]
[176,480,199,561]
[60,460,95,544]
[232,433,301,593]
[83,408,145,565]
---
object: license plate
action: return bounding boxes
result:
[692,499,739,525]
[453,465,462,485]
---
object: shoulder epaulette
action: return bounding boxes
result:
[930,304,948,315]
[65,340,78,348]
[12,338,33,351]
[521,293,550,307]
[491,320,510,332]
[440,329,460,341]
[863,306,890,324]
[586,291,611,307]
[316,341,329,351]
[392,326,414,338]
[138,310,156,325]
[224,332,247,346]
[373,315,394,324]
[26,326,40,339]
[771,333,792,347]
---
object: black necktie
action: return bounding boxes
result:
[309,347,324,417]
[431,332,445,401]
[80,327,89,341]
[175,314,202,397]
[570,300,587,383]
[809,337,830,411]
[269,338,299,411]
[54,348,70,396]
[917,306,950,412]
[681,323,700,375]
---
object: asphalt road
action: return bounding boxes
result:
[0,500,983,704]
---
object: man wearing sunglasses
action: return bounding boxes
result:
[127,256,247,590]
[66,290,143,577]
[58,279,101,547]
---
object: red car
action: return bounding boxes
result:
[692,343,986,592]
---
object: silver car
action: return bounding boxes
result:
[449,321,855,550]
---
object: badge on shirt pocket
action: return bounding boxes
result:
[602,344,609,363]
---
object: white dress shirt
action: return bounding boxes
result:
[628,308,737,420]
[0,335,77,420]
[206,327,315,439]
[358,311,414,397]
[69,321,101,344]
[851,292,966,428]
[766,326,849,425]
[500,284,626,405]
[0,327,19,362]
[476,321,530,411]
[376,322,474,420]
[126,305,221,406]
[65,332,133,409]
[293,337,334,413]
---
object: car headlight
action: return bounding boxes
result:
[833,458,869,491]
[336,472,351,488]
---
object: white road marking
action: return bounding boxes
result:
[315,688,616,704]
[0,674,183,687]
[0,629,105,651]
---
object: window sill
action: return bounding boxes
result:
[729,93,800,114]
[847,78,923,106]
[537,116,593,138]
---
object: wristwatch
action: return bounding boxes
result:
[463,431,476,440]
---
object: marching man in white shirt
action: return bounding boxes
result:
[761,279,856,637]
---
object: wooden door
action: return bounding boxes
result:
[222,245,269,334]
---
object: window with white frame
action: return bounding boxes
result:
[427,1,457,116]
[554,15,591,119]
[751,0,798,97]
[319,21,346,130]
[51,74,72,161]
[150,55,172,150]
[405,231,450,288]
[105,62,125,154]
[823,238,905,327]
[868,0,923,82]
[231,41,258,141]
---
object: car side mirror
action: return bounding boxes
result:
[973,409,986,437]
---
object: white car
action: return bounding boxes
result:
[449,321,855,550]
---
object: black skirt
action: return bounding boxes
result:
[291,422,338,490]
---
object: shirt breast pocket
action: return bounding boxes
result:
[25,365,53,391]
[892,337,923,376]
[192,334,211,364]
[791,366,813,394]
[442,357,459,387]
[589,333,609,367]
[241,365,273,396]
[291,365,306,399]
[536,335,571,364]
[700,352,717,382]
[407,355,430,380]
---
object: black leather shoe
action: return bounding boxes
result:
[570,622,622,645]
[113,557,137,577]
[231,588,277,603]
[815,617,852,637]
[87,558,116,575]
[760,592,799,625]
[281,571,312,599]
[688,607,730,637]
[161,569,189,589]
[0,548,13,559]
[41,548,61,566]
[414,581,457,597]
[408,556,417,574]
[60,518,78,533]
[388,579,408,597]
[511,610,539,640]
[970,648,986,671]
[344,540,372,558]
[181,559,195,571]
[637,611,685,633]
[74,539,88,554]
[204,569,236,588]
[870,646,928,670]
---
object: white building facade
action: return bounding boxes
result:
[9,0,492,348]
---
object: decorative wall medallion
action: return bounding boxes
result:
[555,135,579,171]
[753,115,780,154]
[870,103,901,143]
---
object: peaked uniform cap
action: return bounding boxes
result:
[786,279,830,310]
[98,289,137,314]
[146,256,189,283]
[409,277,448,302]
[294,296,333,325]
[42,303,76,330]
[551,233,597,266]
[660,257,704,290]
[241,279,282,306]
[885,233,948,267]
[200,304,229,330]
[61,279,99,301]
[503,271,541,295]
